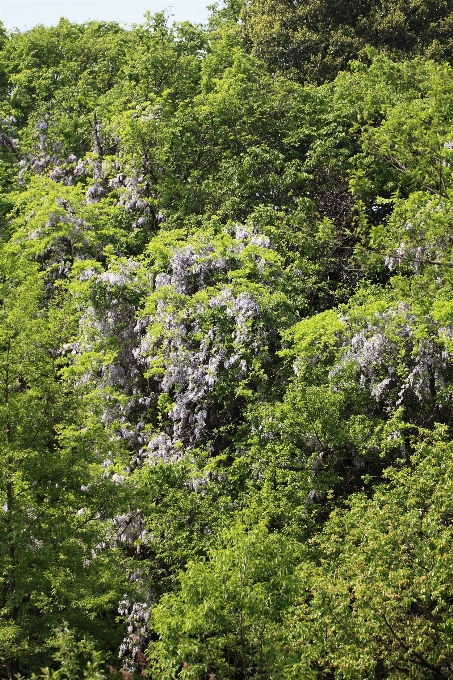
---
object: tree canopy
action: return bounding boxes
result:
[241,0,453,83]
[1,4,453,679]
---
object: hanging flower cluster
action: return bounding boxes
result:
[72,223,294,468]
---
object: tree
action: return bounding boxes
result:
[309,428,453,678]
[148,523,301,680]
[241,0,453,84]
[0,223,126,677]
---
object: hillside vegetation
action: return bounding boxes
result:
[2,2,453,678]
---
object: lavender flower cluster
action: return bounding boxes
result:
[118,594,152,673]
[330,303,453,410]
[73,225,278,468]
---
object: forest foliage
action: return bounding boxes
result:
[1,1,453,678]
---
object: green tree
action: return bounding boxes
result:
[241,0,453,84]
[309,428,453,678]
[0,230,126,677]
[148,523,301,680]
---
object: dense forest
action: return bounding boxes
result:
[2,0,453,677]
